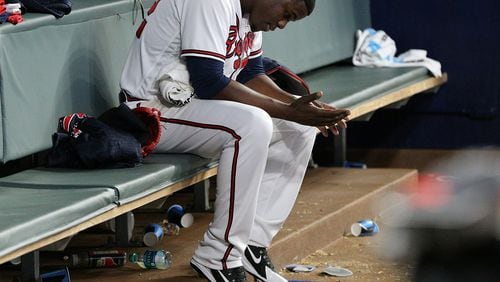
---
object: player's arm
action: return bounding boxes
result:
[236,56,349,135]
[186,56,350,127]
[236,56,297,104]
[244,74,296,103]
[243,74,348,135]
[219,78,350,129]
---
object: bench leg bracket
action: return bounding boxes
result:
[112,212,143,247]
[115,213,131,246]
[21,251,39,282]
[193,179,211,212]
[333,128,347,167]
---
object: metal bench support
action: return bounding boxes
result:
[333,128,347,167]
[21,251,39,282]
[193,179,211,212]
[115,213,131,246]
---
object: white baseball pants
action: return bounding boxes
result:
[128,97,316,270]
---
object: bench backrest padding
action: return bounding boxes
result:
[0,0,155,163]
[262,0,371,74]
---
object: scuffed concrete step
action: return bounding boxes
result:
[269,168,417,267]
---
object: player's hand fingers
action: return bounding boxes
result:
[338,119,348,129]
[330,109,351,122]
[292,91,323,107]
[329,119,349,135]
[329,124,340,135]
[317,126,329,137]
[313,101,337,111]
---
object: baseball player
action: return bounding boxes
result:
[120,0,350,281]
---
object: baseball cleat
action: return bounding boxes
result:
[242,245,287,282]
[190,258,247,282]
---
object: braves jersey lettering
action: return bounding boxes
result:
[135,0,162,38]
[225,16,256,78]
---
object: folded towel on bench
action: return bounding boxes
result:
[353,28,442,78]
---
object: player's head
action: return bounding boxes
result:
[303,0,316,15]
[243,0,316,32]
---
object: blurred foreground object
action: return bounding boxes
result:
[379,150,500,282]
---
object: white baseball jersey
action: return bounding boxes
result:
[120,0,263,100]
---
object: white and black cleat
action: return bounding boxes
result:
[191,258,247,282]
[242,245,287,282]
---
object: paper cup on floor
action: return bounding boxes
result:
[351,219,379,237]
[323,266,353,277]
[167,204,194,228]
[143,223,164,247]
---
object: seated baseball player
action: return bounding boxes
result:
[120,0,350,281]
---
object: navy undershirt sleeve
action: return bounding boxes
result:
[236,56,265,84]
[185,56,231,99]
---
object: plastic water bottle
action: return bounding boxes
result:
[128,250,172,269]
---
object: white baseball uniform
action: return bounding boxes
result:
[120,0,316,270]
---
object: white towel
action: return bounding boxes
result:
[353,28,442,77]
[5,3,22,14]
[156,63,194,106]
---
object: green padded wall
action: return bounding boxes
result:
[0,0,154,163]
[262,0,371,74]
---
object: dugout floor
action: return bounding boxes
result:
[0,167,417,282]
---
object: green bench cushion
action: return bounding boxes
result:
[0,186,117,258]
[0,154,218,205]
[302,66,431,109]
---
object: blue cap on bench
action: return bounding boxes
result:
[21,0,72,18]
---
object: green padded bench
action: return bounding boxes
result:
[0,154,217,206]
[0,185,117,263]
[303,66,446,119]
[0,155,217,280]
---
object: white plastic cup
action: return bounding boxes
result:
[167,204,194,228]
[351,219,379,237]
[143,223,164,247]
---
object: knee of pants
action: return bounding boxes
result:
[237,107,273,144]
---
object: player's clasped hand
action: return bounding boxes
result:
[290,91,350,136]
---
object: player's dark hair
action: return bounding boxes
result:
[303,0,315,15]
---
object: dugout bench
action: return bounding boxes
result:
[0,0,446,280]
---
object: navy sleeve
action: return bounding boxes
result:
[236,56,265,84]
[185,56,231,99]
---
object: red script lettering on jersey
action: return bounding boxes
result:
[136,0,162,38]
[226,16,255,73]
